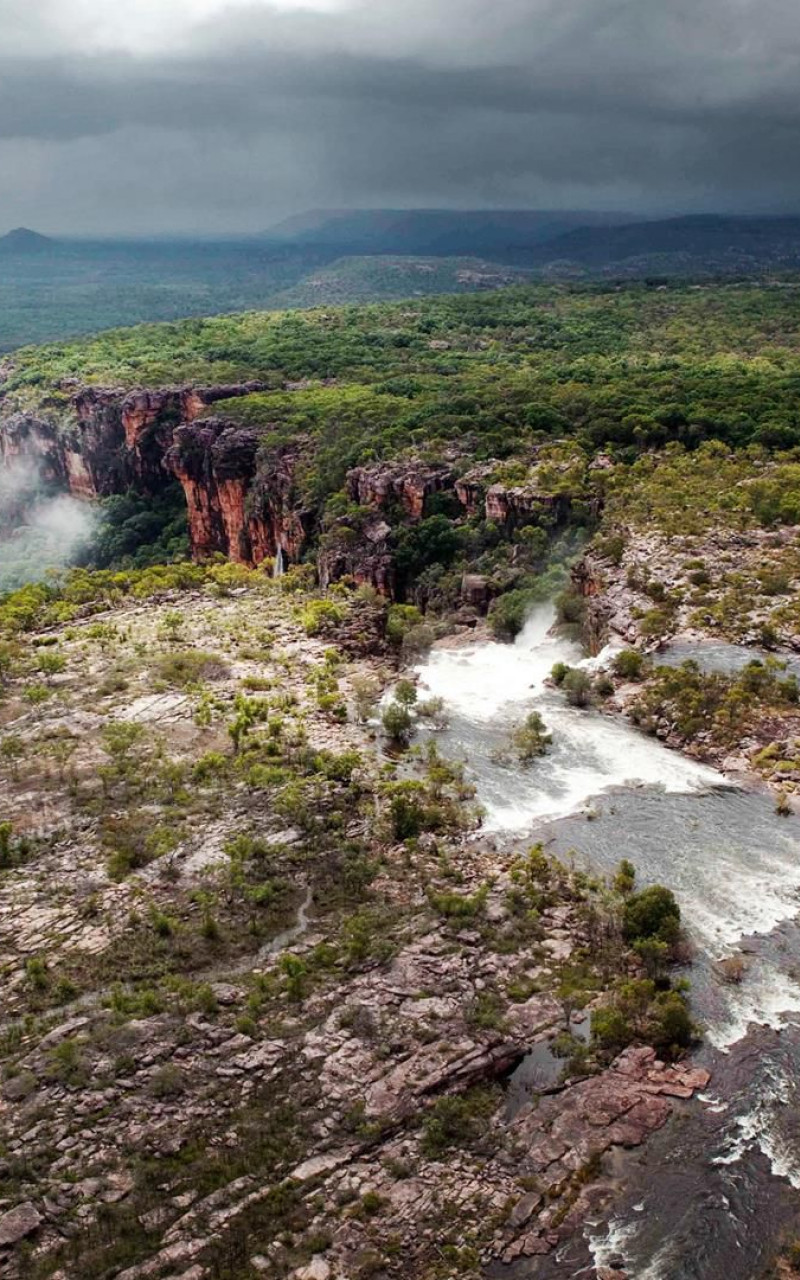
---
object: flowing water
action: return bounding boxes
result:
[656,637,800,679]
[414,607,800,1278]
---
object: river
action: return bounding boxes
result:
[414,607,800,1278]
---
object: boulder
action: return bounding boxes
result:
[0,1201,42,1246]
[461,574,493,610]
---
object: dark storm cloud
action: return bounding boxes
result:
[1,0,800,232]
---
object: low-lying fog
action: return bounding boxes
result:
[0,459,96,591]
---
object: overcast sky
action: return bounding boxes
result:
[2,0,800,234]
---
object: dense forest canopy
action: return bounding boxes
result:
[7,281,800,472]
[5,279,800,630]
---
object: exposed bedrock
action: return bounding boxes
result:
[0,378,585,594]
[318,517,397,597]
[346,460,455,519]
[166,420,313,566]
[0,382,269,506]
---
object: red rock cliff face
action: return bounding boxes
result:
[165,420,314,566]
[0,381,271,507]
[65,382,270,497]
[346,462,455,519]
[0,380,277,557]
[484,482,571,527]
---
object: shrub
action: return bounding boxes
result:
[0,821,26,868]
[650,990,695,1051]
[400,623,436,660]
[563,668,593,707]
[595,533,625,565]
[301,599,346,636]
[279,953,308,1002]
[428,883,489,919]
[38,650,67,679]
[511,710,553,762]
[149,1063,186,1098]
[416,695,447,727]
[421,1088,498,1156]
[623,885,681,946]
[591,1004,632,1052]
[393,678,418,707]
[613,858,636,895]
[381,700,413,748]
[488,589,536,641]
[612,649,645,681]
[555,588,586,631]
[389,792,427,841]
[155,650,228,687]
[351,674,380,723]
[386,604,423,648]
[47,1036,87,1086]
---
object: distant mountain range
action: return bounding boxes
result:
[523,214,800,274]
[264,207,631,255]
[1,211,800,352]
[264,209,800,274]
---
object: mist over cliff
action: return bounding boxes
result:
[0,458,96,591]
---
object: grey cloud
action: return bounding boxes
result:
[0,0,799,232]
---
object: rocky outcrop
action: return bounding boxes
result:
[165,421,314,566]
[500,1046,710,1265]
[0,380,295,560]
[0,381,270,507]
[461,573,495,610]
[485,479,572,528]
[318,518,397,597]
[572,551,620,650]
[0,1202,41,1247]
[1,378,582,589]
[346,461,455,519]
[454,463,494,514]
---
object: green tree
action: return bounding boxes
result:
[623,885,681,946]
[381,700,413,748]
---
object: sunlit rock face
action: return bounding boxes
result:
[0,381,273,554]
[346,461,455,519]
[165,420,313,567]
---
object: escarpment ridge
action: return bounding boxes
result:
[0,377,580,598]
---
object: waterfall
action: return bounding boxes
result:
[414,600,800,1277]
[413,602,723,829]
[273,546,286,578]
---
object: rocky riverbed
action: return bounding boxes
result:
[573,528,800,809]
[0,570,712,1280]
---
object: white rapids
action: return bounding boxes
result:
[414,604,725,831]
[410,602,800,1278]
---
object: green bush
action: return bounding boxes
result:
[381,700,413,748]
[511,710,553,761]
[563,668,593,707]
[421,1088,498,1157]
[612,649,645,681]
[300,599,346,636]
[488,589,536,641]
[155,650,228,688]
[623,885,681,946]
[386,604,423,648]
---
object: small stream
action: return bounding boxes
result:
[414,608,800,1278]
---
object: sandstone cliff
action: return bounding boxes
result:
[1,378,584,600]
[166,421,313,566]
